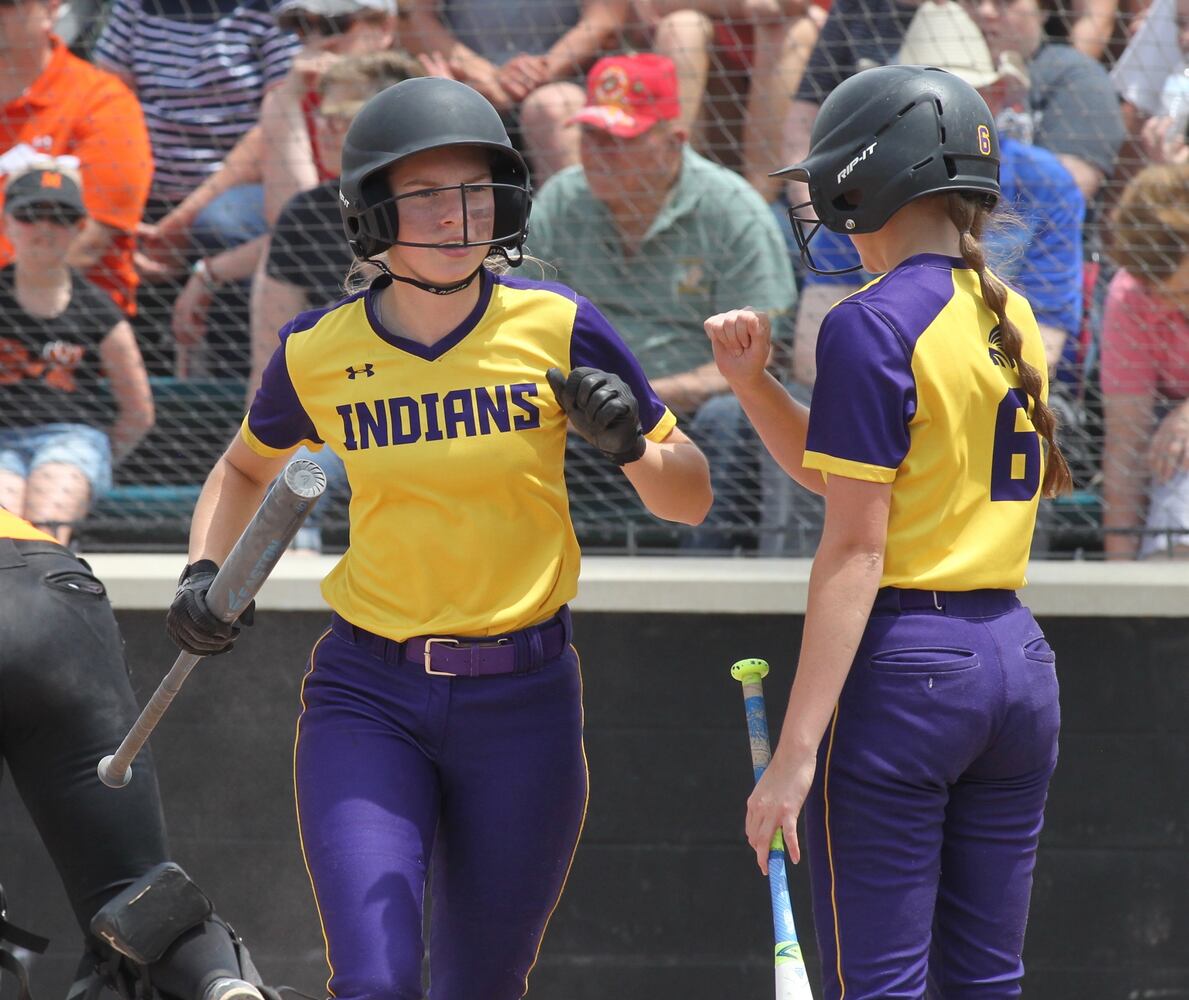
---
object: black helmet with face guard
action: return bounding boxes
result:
[338,77,531,268]
[772,65,1000,275]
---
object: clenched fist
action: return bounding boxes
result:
[546,366,647,466]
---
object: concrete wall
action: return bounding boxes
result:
[2,559,1186,999]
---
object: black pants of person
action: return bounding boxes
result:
[0,538,243,1000]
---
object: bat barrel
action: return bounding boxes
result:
[205,458,327,621]
[97,458,326,787]
[732,658,775,779]
[739,685,774,781]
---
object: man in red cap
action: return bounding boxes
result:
[531,52,796,549]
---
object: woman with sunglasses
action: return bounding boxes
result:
[0,164,154,544]
[165,77,711,1000]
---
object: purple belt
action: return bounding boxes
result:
[872,588,1020,617]
[330,606,572,677]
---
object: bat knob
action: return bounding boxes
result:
[284,459,327,499]
[97,755,131,788]
[731,658,770,683]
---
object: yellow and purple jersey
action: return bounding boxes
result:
[804,253,1048,590]
[243,269,677,641]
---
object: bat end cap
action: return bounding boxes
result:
[285,459,328,499]
[730,657,770,682]
[97,755,131,788]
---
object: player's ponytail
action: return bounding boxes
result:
[946,192,1072,498]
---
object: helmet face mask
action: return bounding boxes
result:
[787,199,865,276]
[339,78,532,270]
[773,66,1001,276]
[346,172,531,259]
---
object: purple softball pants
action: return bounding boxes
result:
[803,589,1061,1000]
[293,624,588,1000]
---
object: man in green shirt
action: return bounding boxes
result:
[529,53,796,548]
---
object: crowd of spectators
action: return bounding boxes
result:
[0,0,1185,557]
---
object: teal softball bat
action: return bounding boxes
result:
[731,658,815,1000]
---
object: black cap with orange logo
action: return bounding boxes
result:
[5,168,87,219]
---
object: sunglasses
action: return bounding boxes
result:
[315,100,367,126]
[276,10,357,39]
[8,204,84,226]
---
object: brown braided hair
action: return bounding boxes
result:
[945,192,1072,498]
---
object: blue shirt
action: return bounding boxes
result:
[802,137,1084,378]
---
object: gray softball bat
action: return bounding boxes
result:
[97,459,327,788]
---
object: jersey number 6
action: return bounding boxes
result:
[990,387,1042,501]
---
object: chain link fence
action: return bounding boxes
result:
[2,0,1185,556]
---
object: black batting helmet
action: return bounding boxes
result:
[338,77,531,261]
[774,66,1000,269]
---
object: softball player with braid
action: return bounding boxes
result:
[706,66,1068,998]
[165,77,711,1000]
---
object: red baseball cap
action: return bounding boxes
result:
[568,54,681,138]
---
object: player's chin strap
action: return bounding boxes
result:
[367,244,524,296]
[0,892,51,1000]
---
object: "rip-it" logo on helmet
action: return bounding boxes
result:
[837,142,877,184]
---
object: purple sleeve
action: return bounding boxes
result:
[570,296,670,436]
[806,302,916,475]
[245,320,321,451]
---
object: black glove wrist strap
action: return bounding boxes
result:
[179,559,219,585]
[608,434,647,466]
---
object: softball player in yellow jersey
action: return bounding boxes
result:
[164,78,711,1000]
[706,67,1070,998]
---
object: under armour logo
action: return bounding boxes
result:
[345,364,375,379]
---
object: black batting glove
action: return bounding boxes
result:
[547,366,647,466]
[165,559,254,657]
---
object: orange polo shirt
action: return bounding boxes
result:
[0,507,58,542]
[0,37,152,315]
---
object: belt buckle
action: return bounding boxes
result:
[423,637,460,676]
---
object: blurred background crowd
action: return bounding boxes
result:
[0,0,1186,557]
